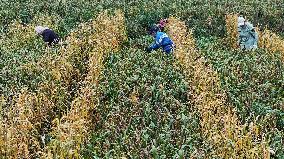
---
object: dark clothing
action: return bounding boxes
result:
[159,27,165,32]
[41,29,59,46]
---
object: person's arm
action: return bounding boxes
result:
[252,29,258,45]
[238,36,241,46]
[147,36,162,52]
[149,42,160,50]
[247,28,258,46]
[146,43,159,53]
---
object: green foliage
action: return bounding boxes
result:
[0,38,46,96]
[197,36,284,158]
[0,0,284,158]
[83,39,205,158]
[1,0,283,37]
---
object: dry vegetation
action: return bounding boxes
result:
[166,17,270,158]
[0,1,283,158]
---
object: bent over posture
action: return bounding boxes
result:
[237,16,258,51]
[146,25,174,54]
[35,26,60,46]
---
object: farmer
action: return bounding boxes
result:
[146,25,174,54]
[237,16,258,51]
[35,26,60,46]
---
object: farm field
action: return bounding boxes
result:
[0,0,284,158]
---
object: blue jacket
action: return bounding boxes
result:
[149,32,174,54]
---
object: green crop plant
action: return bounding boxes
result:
[43,10,127,158]
[0,0,284,158]
[0,15,61,97]
[197,36,284,157]
[82,44,204,158]
[1,0,284,38]
[166,17,270,158]
[226,13,284,61]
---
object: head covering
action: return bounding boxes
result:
[35,26,49,35]
[238,16,246,27]
[148,25,159,34]
[158,19,168,28]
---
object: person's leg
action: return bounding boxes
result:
[164,45,174,54]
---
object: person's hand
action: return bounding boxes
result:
[145,47,151,53]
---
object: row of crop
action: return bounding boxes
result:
[0,29,77,159]
[197,35,284,157]
[42,10,127,158]
[166,17,270,158]
[0,10,127,158]
[0,15,64,158]
[2,0,284,39]
[226,14,284,61]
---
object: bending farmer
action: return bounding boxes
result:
[35,26,60,46]
[146,25,174,54]
[237,16,258,51]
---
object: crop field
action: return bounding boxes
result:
[0,0,283,158]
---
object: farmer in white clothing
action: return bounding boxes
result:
[237,16,258,51]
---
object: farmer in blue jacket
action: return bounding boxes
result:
[146,25,174,54]
[35,26,60,46]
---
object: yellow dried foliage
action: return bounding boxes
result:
[130,89,139,106]
[0,16,63,158]
[1,90,54,158]
[43,10,127,158]
[257,28,284,61]
[28,52,76,85]
[1,10,126,158]
[166,17,270,158]
[225,14,239,49]
[43,87,94,158]
[87,10,127,84]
